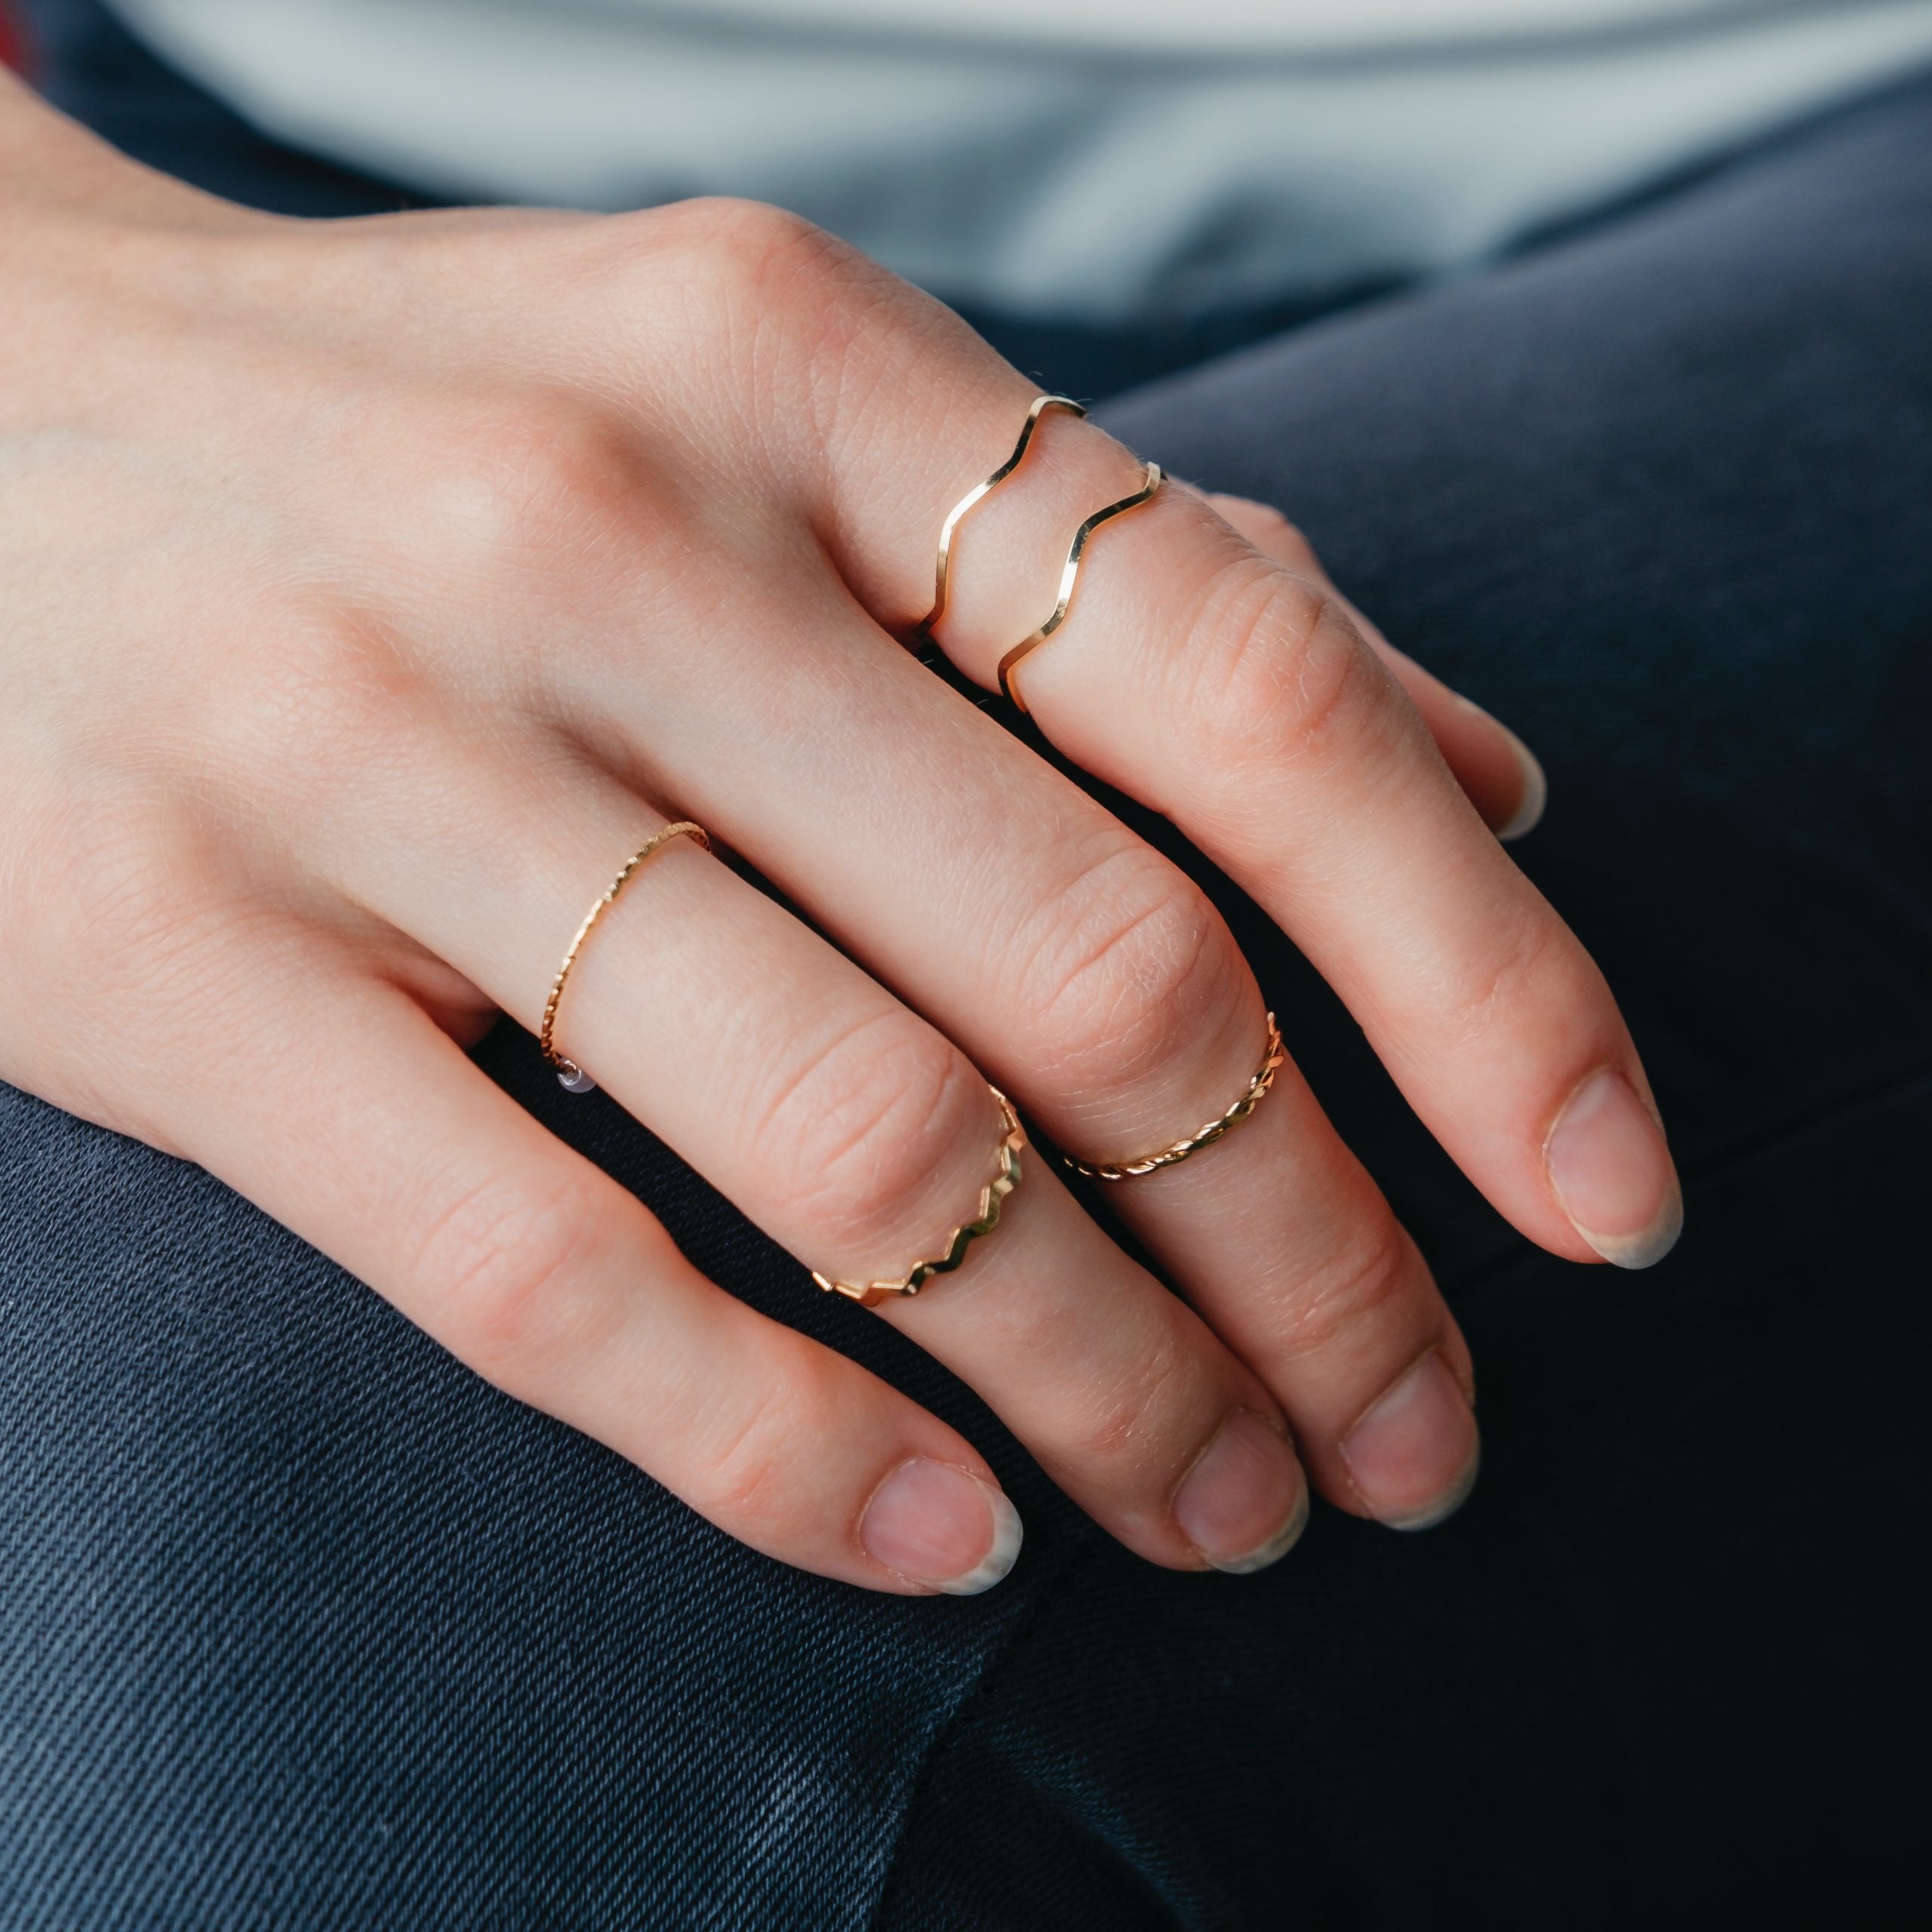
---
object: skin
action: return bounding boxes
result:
[0,75,1680,1595]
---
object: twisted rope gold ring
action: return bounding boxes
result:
[814,1089,1026,1306]
[1063,1015,1285,1182]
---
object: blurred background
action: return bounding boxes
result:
[15,2,1932,399]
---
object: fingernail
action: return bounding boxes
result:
[1174,1408,1309,1574]
[1340,1350,1481,1531]
[1546,1066,1684,1269]
[1495,722,1548,841]
[860,1460,1023,1595]
[1454,693,1546,841]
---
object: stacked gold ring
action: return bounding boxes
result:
[912,394,1087,641]
[996,460,1164,714]
[912,390,1166,712]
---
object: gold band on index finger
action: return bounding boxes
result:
[913,394,1087,641]
[1063,1014,1285,1182]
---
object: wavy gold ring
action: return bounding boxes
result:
[813,1089,1026,1306]
[1063,1015,1285,1182]
[912,394,1086,640]
[540,821,711,1093]
[996,461,1164,714]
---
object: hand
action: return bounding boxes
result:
[0,82,1680,1593]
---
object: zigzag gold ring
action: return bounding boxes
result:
[912,394,1086,641]
[814,1089,1026,1307]
[1063,1015,1285,1183]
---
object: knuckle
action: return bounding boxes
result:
[693,1355,842,1533]
[1053,1319,1199,1473]
[209,600,417,790]
[17,807,238,1115]
[660,194,826,259]
[1440,904,1573,1056]
[42,811,187,974]
[1179,557,1387,777]
[416,1171,615,1374]
[1213,494,1309,551]
[700,1411,792,1525]
[654,196,850,320]
[1245,501,1297,535]
[38,808,221,1012]
[1017,842,1247,1099]
[753,1010,989,1260]
[1267,1212,1421,1371]
[418,389,656,584]
[643,197,911,434]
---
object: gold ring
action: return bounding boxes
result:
[1063,1015,1284,1182]
[996,461,1164,714]
[540,821,711,1093]
[814,1089,1026,1306]
[912,394,1086,641]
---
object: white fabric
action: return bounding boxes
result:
[112,0,1932,321]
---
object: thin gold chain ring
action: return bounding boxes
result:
[540,821,712,1093]
[1063,1015,1285,1183]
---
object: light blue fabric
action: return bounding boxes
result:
[107,0,1932,321]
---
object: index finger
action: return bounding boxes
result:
[807,344,1681,1270]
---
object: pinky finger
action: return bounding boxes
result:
[1208,492,1546,841]
[147,939,1023,1596]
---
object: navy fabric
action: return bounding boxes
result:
[5,3,1930,1924]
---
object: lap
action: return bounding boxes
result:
[5,32,1929,1928]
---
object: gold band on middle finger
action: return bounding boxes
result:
[1063,1014,1285,1183]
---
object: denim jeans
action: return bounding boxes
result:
[5,5,1930,1924]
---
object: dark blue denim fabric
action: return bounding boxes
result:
[5,3,1931,1924]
